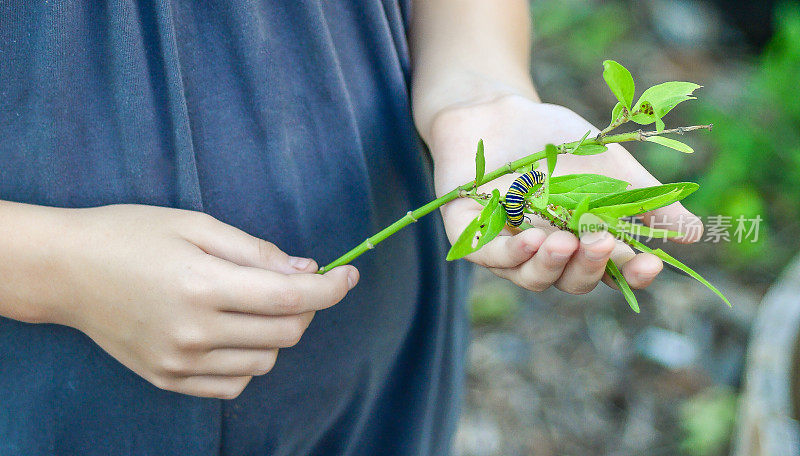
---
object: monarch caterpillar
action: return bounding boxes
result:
[503,170,546,227]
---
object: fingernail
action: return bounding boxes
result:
[584,248,608,261]
[523,230,545,254]
[346,267,359,290]
[290,257,312,270]
[581,231,608,245]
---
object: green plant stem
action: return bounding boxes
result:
[599,112,630,136]
[317,124,712,273]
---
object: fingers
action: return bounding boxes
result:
[641,202,704,244]
[560,143,704,244]
[182,212,318,274]
[602,250,663,290]
[180,349,280,377]
[467,228,548,268]
[489,231,578,291]
[619,252,663,288]
[152,374,253,400]
[554,231,617,294]
[211,312,316,349]
[487,229,665,295]
[212,264,359,315]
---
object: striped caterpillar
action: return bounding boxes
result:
[503,170,546,227]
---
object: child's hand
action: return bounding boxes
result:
[428,94,702,294]
[30,204,358,399]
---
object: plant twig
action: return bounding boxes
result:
[317,124,711,273]
[638,124,713,138]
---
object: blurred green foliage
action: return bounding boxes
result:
[531,0,631,68]
[531,0,631,70]
[689,3,800,271]
[532,0,800,275]
[679,386,738,456]
[469,282,520,325]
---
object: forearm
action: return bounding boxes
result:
[0,201,74,324]
[410,0,538,143]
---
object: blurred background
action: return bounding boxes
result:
[453,1,800,455]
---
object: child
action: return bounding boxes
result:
[0,0,699,454]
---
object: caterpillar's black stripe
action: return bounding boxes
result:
[503,170,545,227]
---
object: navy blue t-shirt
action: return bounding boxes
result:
[0,1,470,454]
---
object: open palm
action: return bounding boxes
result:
[428,94,702,294]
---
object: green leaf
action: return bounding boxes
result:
[610,101,625,124]
[652,248,731,307]
[475,139,486,185]
[589,182,698,208]
[548,205,571,219]
[569,132,608,156]
[576,212,608,235]
[630,81,701,124]
[630,101,655,126]
[447,217,483,261]
[613,230,731,307]
[525,145,557,211]
[646,136,694,153]
[568,196,591,231]
[526,204,571,224]
[550,174,630,193]
[571,130,591,151]
[446,190,507,260]
[482,194,508,243]
[594,214,684,239]
[655,116,665,133]
[548,174,630,208]
[591,188,685,218]
[606,259,639,313]
[545,144,558,176]
[602,60,635,108]
[530,173,549,210]
[572,144,609,155]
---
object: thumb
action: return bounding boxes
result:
[641,202,704,244]
[182,213,318,274]
[598,144,704,244]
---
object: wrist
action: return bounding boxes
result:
[412,72,539,145]
[0,202,81,325]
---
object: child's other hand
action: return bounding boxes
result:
[428,94,702,295]
[40,204,358,399]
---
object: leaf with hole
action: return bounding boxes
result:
[446,190,506,261]
[630,82,701,125]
